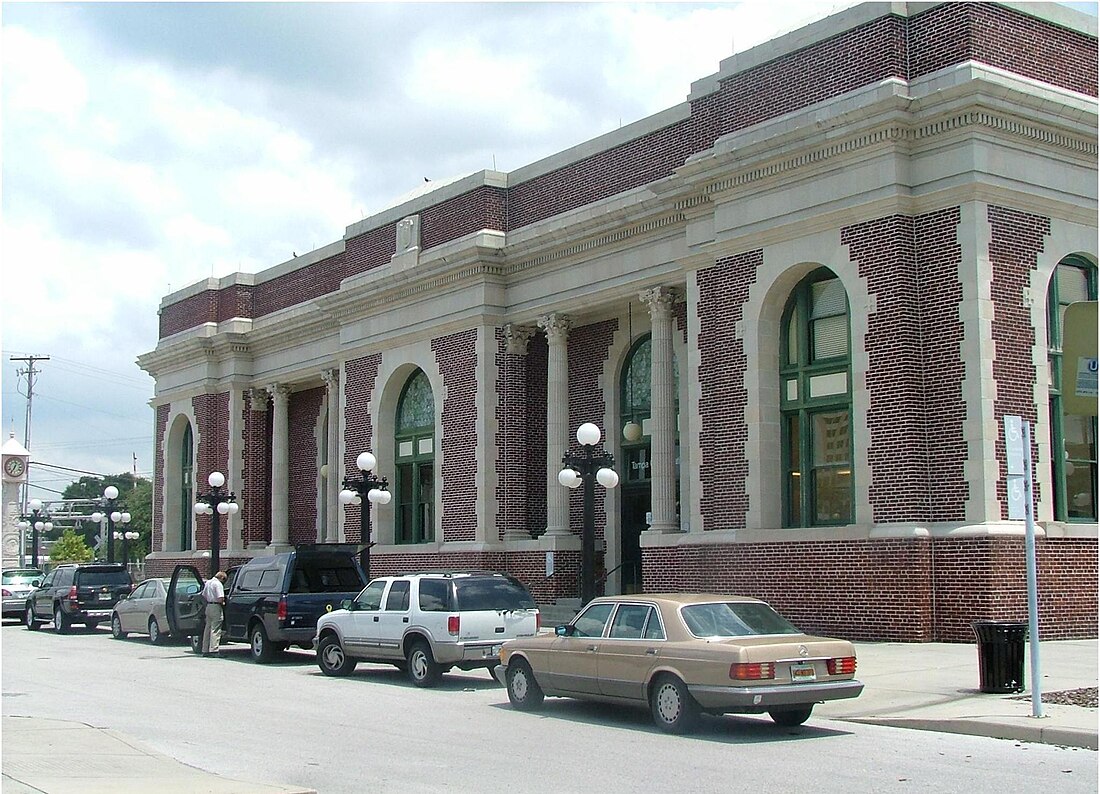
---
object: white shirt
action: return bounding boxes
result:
[201,577,225,604]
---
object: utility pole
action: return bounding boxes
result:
[10,355,50,517]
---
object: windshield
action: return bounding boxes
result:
[3,571,42,586]
[681,602,801,637]
[453,577,535,611]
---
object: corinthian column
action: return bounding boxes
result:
[641,288,679,533]
[268,383,291,549]
[538,313,571,536]
[322,369,340,543]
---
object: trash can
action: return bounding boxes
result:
[972,621,1027,694]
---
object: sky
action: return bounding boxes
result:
[2,1,1096,503]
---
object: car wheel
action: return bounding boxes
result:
[148,618,163,644]
[506,659,545,711]
[53,606,70,635]
[25,604,40,631]
[250,623,275,663]
[317,635,356,677]
[406,639,442,688]
[649,674,700,735]
[190,633,203,654]
[769,706,813,727]
[111,614,127,639]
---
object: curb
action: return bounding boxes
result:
[839,717,1099,751]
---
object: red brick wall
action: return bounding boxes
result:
[193,392,230,552]
[909,3,1098,97]
[288,387,323,544]
[253,252,345,318]
[643,536,1097,642]
[242,392,272,547]
[152,405,169,554]
[696,251,761,530]
[157,4,1097,340]
[495,329,528,540]
[433,329,479,543]
[988,206,1050,518]
[217,284,254,322]
[526,334,549,535]
[567,320,618,543]
[343,354,381,543]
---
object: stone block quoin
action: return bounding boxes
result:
[152,405,169,554]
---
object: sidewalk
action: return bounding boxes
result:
[817,639,1098,750]
[3,640,1095,793]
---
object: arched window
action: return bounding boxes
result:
[780,269,853,527]
[1047,257,1097,522]
[180,423,193,550]
[395,369,435,543]
[619,333,679,483]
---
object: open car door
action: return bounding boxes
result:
[167,565,205,645]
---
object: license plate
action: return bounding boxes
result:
[790,662,817,683]
[99,593,111,601]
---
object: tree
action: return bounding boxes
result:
[50,529,93,563]
[62,473,152,559]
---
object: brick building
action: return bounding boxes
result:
[138,2,1098,642]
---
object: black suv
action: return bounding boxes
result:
[25,563,133,634]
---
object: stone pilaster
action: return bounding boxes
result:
[642,287,680,533]
[539,314,571,536]
[268,383,291,549]
[322,369,340,543]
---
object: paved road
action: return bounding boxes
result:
[3,623,1096,793]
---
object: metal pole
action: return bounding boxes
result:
[211,500,221,577]
[360,501,371,581]
[1022,421,1043,718]
[581,446,596,605]
[31,523,39,568]
[106,508,115,564]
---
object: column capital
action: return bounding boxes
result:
[267,383,290,403]
[249,388,270,412]
[640,286,680,317]
[538,312,572,343]
[503,324,536,355]
[321,368,339,389]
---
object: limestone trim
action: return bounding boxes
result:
[503,324,535,355]
[640,287,681,534]
[539,313,572,536]
[267,383,291,549]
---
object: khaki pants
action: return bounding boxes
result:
[202,602,224,654]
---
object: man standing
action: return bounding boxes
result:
[200,571,228,656]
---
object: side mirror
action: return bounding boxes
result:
[340,599,353,611]
[555,624,574,637]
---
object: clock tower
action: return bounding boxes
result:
[2,433,31,567]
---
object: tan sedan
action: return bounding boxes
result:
[111,578,172,644]
[495,593,863,734]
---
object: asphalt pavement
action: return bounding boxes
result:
[3,638,1096,793]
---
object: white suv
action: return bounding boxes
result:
[314,571,540,687]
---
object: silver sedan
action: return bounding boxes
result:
[111,578,172,643]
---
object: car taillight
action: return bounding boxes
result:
[1,589,10,597]
[827,656,857,675]
[536,612,541,632]
[277,596,287,622]
[730,662,775,680]
[447,615,460,635]
[68,586,78,603]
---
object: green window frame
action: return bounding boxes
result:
[619,333,680,485]
[395,369,435,544]
[180,423,193,551]
[780,269,853,527]
[1047,257,1097,522]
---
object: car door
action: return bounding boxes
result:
[548,602,614,695]
[343,580,386,655]
[166,565,205,638]
[32,571,56,618]
[598,603,663,701]
[375,580,410,659]
[117,582,148,632]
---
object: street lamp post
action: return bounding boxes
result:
[114,528,141,564]
[559,422,619,605]
[90,486,131,564]
[194,472,239,577]
[17,499,53,569]
[339,452,392,580]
